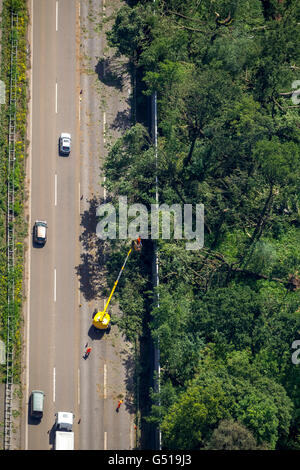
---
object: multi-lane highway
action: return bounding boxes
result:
[24,0,134,450]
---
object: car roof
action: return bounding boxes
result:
[37,225,46,238]
[57,411,74,425]
[32,390,44,411]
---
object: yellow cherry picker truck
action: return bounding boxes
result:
[92,238,142,330]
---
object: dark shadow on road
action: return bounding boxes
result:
[76,251,106,302]
[87,324,106,341]
[110,109,132,132]
[76,194,110,302]
[78,194,100,252]
[95,56,130,91]
[120,347,136,416]
[48,423,56,450]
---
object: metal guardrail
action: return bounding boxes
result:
[4,11,18,451]
[151,91,161,450]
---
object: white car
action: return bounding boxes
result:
[59,133,71,155]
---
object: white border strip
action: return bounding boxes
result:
[55,82,58,113]
[78,368,80,405]
[25,0,34,450]
[103,364,107,399]
[56,0,58,31]
[53,367,56,402]
[54,173,57,206]
[54,268,56,302]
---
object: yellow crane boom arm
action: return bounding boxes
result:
[93,239,142,329]
[102,246,133,314]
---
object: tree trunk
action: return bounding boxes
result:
[250,183,273,243]
[183,134,197,167]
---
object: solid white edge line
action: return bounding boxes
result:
[55,82,58,113]
[78,181,80,214]
[104,431,107,450]
[103,112,107,200]
[103,111,106,144]
[103,176,106,200]
[53,367,56,402]
[130,420,133,449]
[54,173,57,206]
[56,0,58,31]
[78,368,80,405]
[25,0,34,451]
[54,268,56,302]
[104,364,107,399]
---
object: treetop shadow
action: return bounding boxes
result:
[95,56,131,91]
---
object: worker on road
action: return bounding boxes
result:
[83,346,92,359]
[116,400,123,412]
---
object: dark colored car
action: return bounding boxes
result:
[30,390,45,420]
[33,220,47,246]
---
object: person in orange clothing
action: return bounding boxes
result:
[83,345,92,359]
[133,237,142,251]
[116,400,123,412]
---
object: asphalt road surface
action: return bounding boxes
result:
[25,0,134,450]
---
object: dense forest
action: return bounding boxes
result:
[102,0,300,450]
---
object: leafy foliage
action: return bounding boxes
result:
[105,0,300,450]
[0,0,29,382]
[205,419,261,450]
